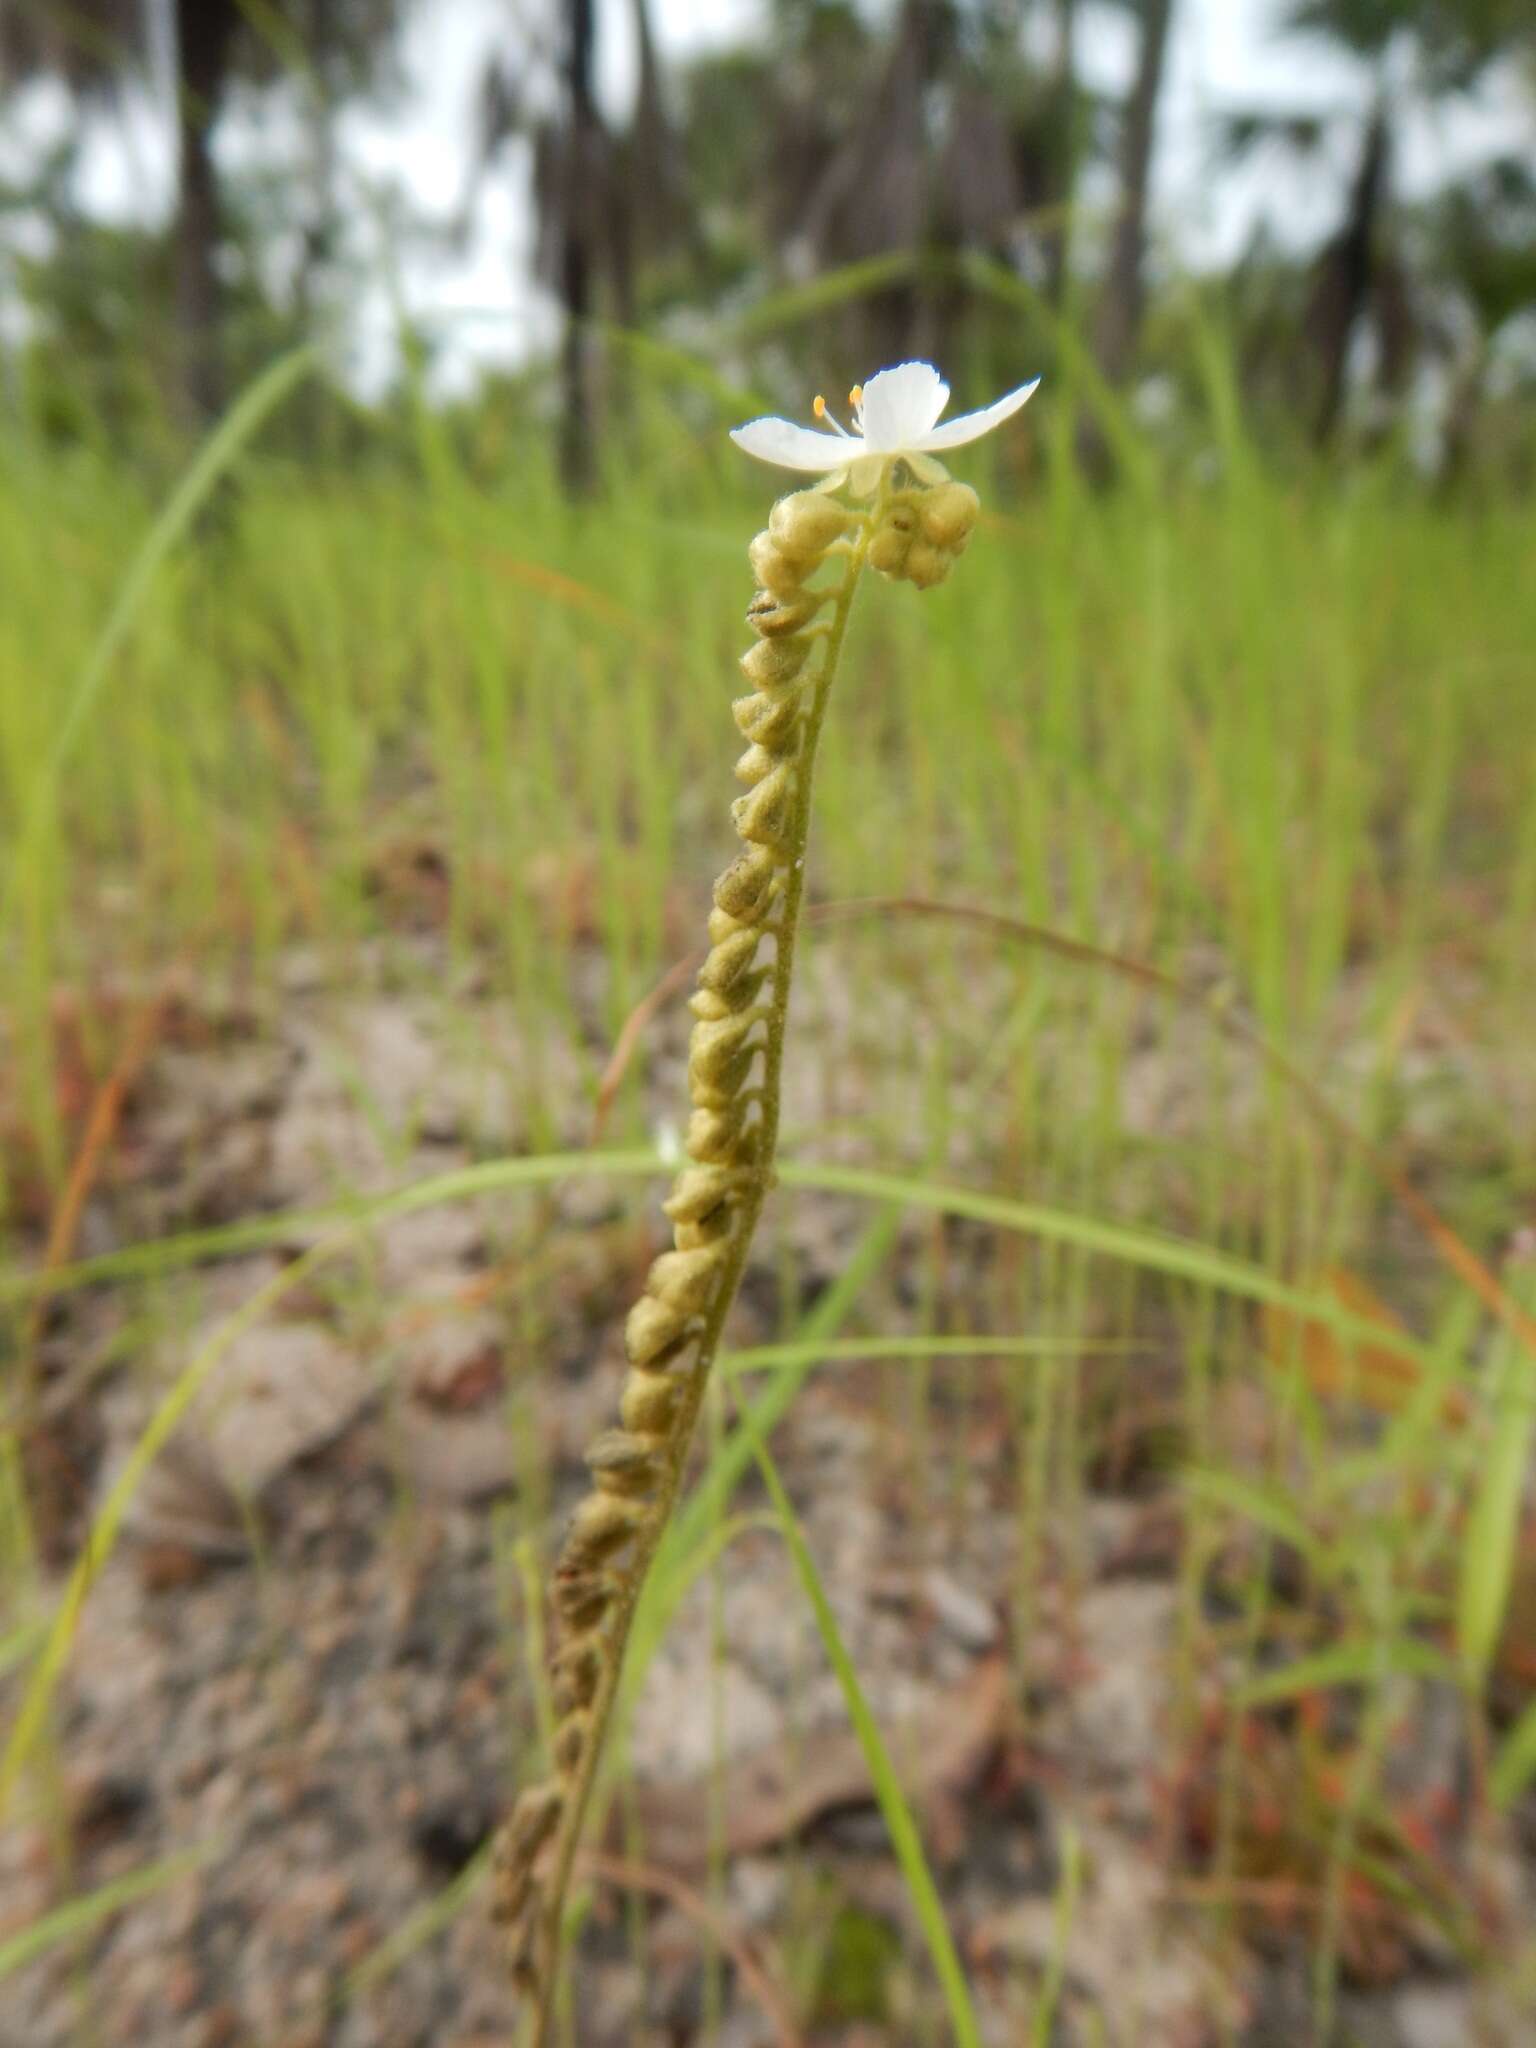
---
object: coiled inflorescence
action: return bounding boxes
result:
[490,480,858,1990]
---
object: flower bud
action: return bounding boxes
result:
[769,489,851,555]
[920,481,979,550]
[867,503,918,577]
[903,541,951,590]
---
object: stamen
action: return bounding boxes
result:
[813,394,852,439]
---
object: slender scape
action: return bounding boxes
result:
[490,358,1015,2035]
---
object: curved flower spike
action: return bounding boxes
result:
[730,359,1040,490]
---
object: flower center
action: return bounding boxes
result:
[812,393,854,440]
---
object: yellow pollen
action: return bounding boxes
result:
[813,395,828,419]
[849,385,863,408]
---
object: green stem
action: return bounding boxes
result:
[526,517,871,2041]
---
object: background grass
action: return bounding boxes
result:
[3,332,1536,2035]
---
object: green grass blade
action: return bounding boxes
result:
[1456,1330,1536,1684]
[0,345,318,938]
[0,1847,212,1981]
[1183,1468,1330,1572]
[1491,1696,1536,1810]
[753,1436,982,2048]
[652,1206,902,1596]
[5,1155,1445,1378]
[1236,1639,1454,1707]
[721,1334,1145,1375]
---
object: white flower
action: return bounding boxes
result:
[729,360,1039,490]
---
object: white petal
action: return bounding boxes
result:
[858,361,949,449]
[912,377,1040,453]
[729,416,855,471]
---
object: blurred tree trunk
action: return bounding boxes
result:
[173,0,237,423]
[560,0,599,494]
[1046,0,1077,304]
[1309,101,1390,447]
[1092,0,1174,384]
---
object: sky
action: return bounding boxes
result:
[1,0,1529,393]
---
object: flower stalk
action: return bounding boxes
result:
[490,360,1035,2037]
[494,489,873,2037]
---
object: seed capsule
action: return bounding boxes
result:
[733,690,801,750]
[625,1292,690,1369]
[564,1491,645,1568]
[675,1194,746,1247]
[691,977,767,1023]
[493,1869,531,1927]
[740,636,811,688]
[713,845,777,920]
[553,1711,591,1775]
[505,1783,564,1863]
[688,1009,759,1091]
[731,765,794,848]
[748,530,809,596]
[620,1369,684,1436]
[647,1243,727,1314]
[747,587,821,638]
[510,1921,538,1989]
[699,925,761,992]
[552,1639,604,1711]
[663,1161,740,1226]
[687,1103,746,1162]
[586,1426,665,1495]
[688,1043,757,1105]
[552,1567,616,1631]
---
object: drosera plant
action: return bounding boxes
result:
[491,359,1041,2028]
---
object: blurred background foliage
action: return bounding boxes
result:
[2,10,1536,2038]
[0,0,1532,483]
